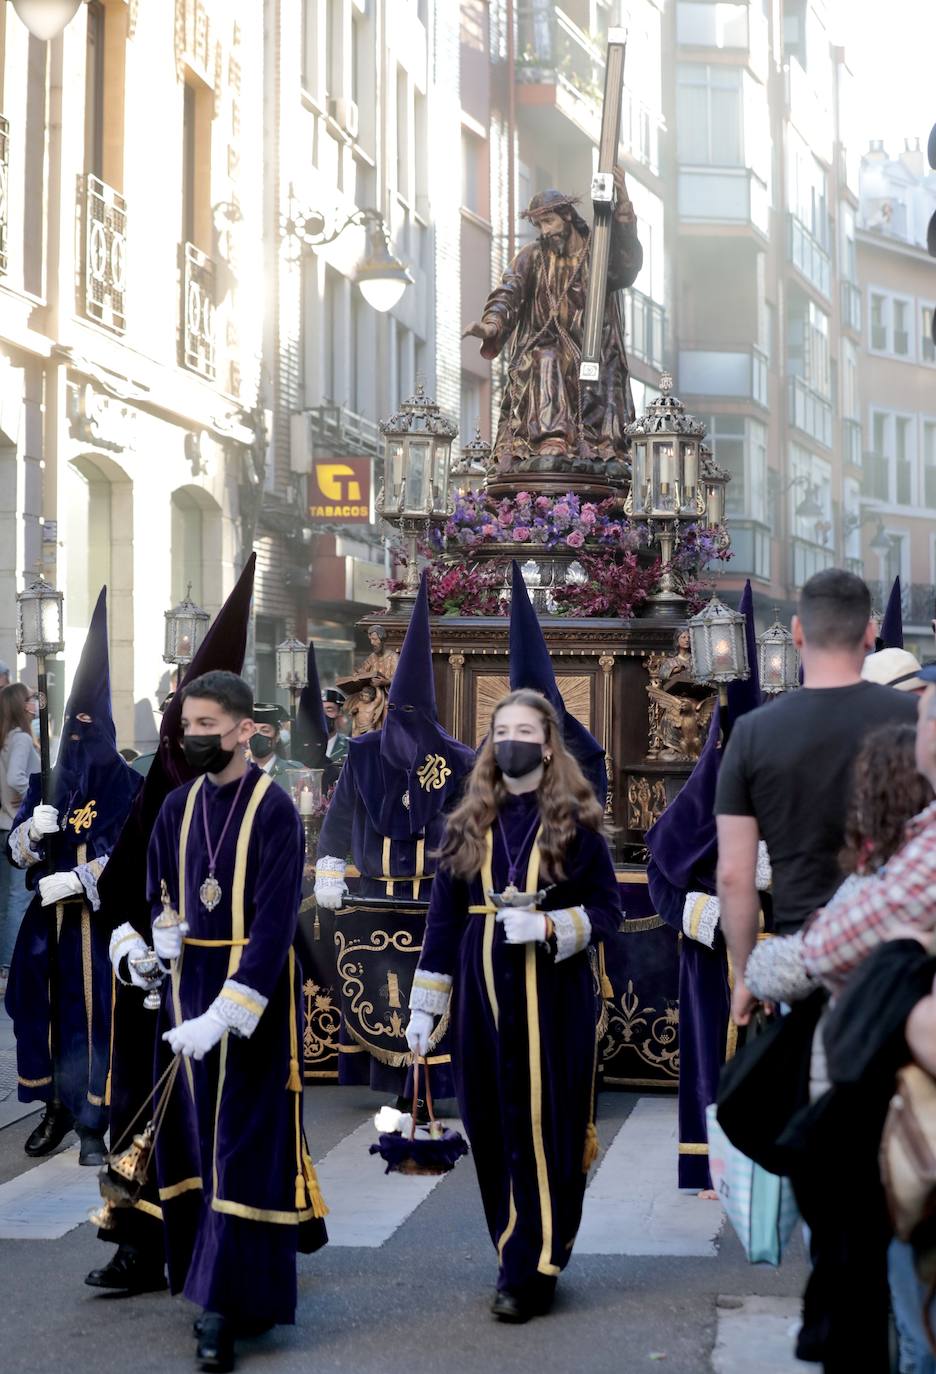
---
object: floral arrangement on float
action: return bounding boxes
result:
[382,490,730,619]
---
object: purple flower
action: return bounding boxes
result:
[513,525,531,541]
[480,523,496,538]
[567,530,585,548]
[553,502,570,520]
[580,508,597,527]
[500,510,515,526]
[516,490,532,505]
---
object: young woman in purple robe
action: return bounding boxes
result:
[406,688,621,1324]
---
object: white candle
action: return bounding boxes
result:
[299,787,314,816]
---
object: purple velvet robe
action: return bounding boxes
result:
[416,792,621,1292]
[148,766,326,1326]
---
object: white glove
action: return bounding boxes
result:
[38,870,84,906]
[153,923,184,962]
[496,906,547,945]
[315,856,349,910]
[110,923,147,979]
[162,1008,226,1060]
[405,1009,434,1057]
[29,804,59,841]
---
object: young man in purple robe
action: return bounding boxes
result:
[147,670,327,1373]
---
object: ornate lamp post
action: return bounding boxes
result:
[449,427,491,497]
[378,383,458,605]
[275,637,308,719]
[688,593,749,710]
[16,573,64,800]
[163,585,210,669]
[625,373,708,617]
[757,614,800,695]
[284,192,413,313]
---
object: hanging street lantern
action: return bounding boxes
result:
[688,593,750,711]
[163,585,210,667]
[275,636,308,718]
[10,0,82,42]
[757,615,800,695]
[15,572,64,803]
[624,373,709,617]
[378,383,458,605]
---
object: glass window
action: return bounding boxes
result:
[676,64,742,166]
[922,306,936,364]
[893,299,910,357]
[924,422,936,508]
[462,131,482,214]
[870,292,888,351]
[896,416,913,504]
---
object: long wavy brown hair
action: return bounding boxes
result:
[437,688,605,882]
[840,723,933,876]
[0,683,32,751]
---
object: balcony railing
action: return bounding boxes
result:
[842,417,862,467]
[84,174,127,333]
[678,167,769,236]
[182,242,215,380]
[861,451,889,502]
[679,346,768,407]
[620,84,663,176]
[791,536,834,588]
[787,213,831,299]
[304,403,381,458]
[0,115,8,275]
[788,376,832,448]
[623,288,665,371]
[840,279,861,334]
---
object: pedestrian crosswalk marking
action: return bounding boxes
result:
[577,1097,724,1256]
[0,1146,100,1239]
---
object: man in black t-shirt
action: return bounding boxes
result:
[715,568,917,1024]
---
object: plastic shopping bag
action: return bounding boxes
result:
[705,1103,799,1266]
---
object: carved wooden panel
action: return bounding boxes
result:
[472,673,593,746]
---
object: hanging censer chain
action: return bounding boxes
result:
[199,769,251,910]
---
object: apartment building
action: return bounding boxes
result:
[266,0,461,694]
[0,0,264,747]
[855,139,936,659]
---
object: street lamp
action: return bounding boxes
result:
[284,192,413,314]
[624,372,707,616]
[688,593,750,710]
[870,519,894,555]
[378,383,457,604]
[10,0,82,40]
[449,427,490,497]
[275,636,308,718]
[757,614,800,695]
[163,585,210,667]
[16,573,64,799]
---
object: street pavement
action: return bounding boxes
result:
[0,1009,812,1374]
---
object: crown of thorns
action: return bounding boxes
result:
[521,190,582,222]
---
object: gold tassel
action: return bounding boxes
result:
[303,1152,329,1219]
[295,1171,307,1210]
[598,943,614,1000]
[582,1121,599,1172]
[104,1070,112,1108]
[286,1056,302,1093]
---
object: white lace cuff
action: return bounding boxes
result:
[211,979,269,1038]
[315,856,346,887]
[109,921,146,983]
[9,820,41,868]
[551,907,592,962]
[75,855,108,913]
[410,969,453,1015]
[756,841,772,892]
[745,932,816,1004]
[683,892,720,948]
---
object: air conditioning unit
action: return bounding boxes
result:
[328,96,359,140]
[290,412,313,476]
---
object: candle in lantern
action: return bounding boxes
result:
[768,652,783,678]
[659,443,674,492]
[299,787,315,816]
[713,636,733,672]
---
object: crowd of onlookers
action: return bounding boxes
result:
[716,569,936,1373]
[0,660,40,988]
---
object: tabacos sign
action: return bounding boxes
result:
[309,458,372,523]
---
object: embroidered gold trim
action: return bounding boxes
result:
[522,838,560,1278]
[81,905,93,1089]
[184,937,250,948]
[158,1176,203,1201]
[617,871,649,884]
[18,1074,52,1087]
[133,1198,163,1219]
[210,1197,318,1225]
[498,1184,517,1261]
[220,987,265,1017]
[413,838,425,901]
[173,778,203,1101]
[382,837,393,897]
[481,830,498,1028]
[620,914,665,933]
[678,1143,710,1155]
[412,975,452,993]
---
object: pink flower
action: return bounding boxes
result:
[481,524,496,538]
[580,508,597,526]
[554,502,570,520]
[567,530,585,548]
[516,491,532,505]
[500,510,515,526]
[535,496,551,510]
[513,525,531,541]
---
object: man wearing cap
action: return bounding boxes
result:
[322,689,349,767]
[247,703,304,786]
[861,647,927,694]
[463,167,642,476]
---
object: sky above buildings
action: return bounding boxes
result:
[831,0,936,160]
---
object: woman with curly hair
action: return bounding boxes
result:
[405,688,621,1324]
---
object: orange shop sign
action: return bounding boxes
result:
[308,457,372,524]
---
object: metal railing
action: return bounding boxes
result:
[84,174,127,332]
[0,115,8,275]
[791,536,834,588]
[787,212,831,299]
[304,403,381,457]
[623,288,665,370]
[788,376,832,448]
[182,241,215,380]
[840,279,861,333]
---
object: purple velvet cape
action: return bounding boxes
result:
[149,766,326,1326]
[417,791,621,1292]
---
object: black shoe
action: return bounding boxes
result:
[528,1275,557,1316]
[85,1244,168,1293]
[491,1289,531,1323]
[24,1103,73,1157]
[196,1313,235,1372]
[77,1130,107,1167]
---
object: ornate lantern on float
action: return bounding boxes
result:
[757,614,800,695]
[449,427,490,497]
[624,373,708,617]
[378,383,457,605]
[688,594,750,709]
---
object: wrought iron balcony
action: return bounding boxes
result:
[182,242,215,380]
[0,115,8,276]
[624,288,665,371]
[304,403,381,458]
[790,536,833,589]
[83,174,127,333]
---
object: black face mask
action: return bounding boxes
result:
[249,733,275,760]
[182,734,235,775]
[494,739,544,779]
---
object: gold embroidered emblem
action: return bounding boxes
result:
[416,754,451,792]
[69,801,97,834]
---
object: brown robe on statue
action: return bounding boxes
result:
[480,216,643,474]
